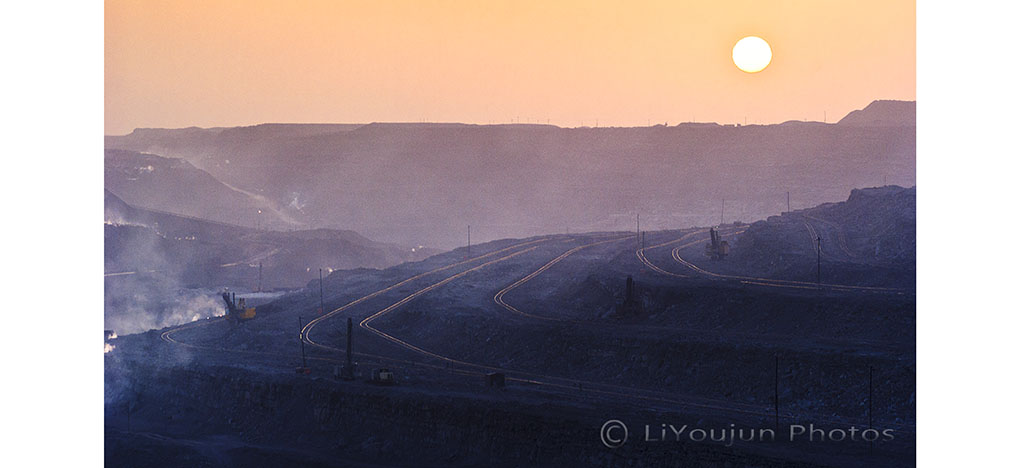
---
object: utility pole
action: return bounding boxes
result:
[816,236,822,285]
[467,225,471,258]
[786,192,790,213]
[636,214,640,249]
[346,318,353,367]
[868,365,874,451]
[641,231,646,250]
[298,316,307,369]
[346,317,353,379]
[868,366,874,429]
[721,199,725,226]
[770,354,778,426]
[257,262,262,292]
[319,268,324,316]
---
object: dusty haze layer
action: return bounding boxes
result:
[105,100,914,249]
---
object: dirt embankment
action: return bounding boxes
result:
[106,364,831,467]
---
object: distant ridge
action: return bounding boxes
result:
[106,100,916,249]
[837,100,915,127]
[107,101,917,136]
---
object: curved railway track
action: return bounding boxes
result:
[156,231,913,433]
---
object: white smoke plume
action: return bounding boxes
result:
[104,285,226,335]
[105,212,228,334]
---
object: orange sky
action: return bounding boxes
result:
[105,0,914,135]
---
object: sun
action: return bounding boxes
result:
[732,36,772,73]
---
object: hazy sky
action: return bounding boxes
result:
[105,0,915,135]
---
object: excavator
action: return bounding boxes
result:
[222,291,256,322]
[705,227,730,260]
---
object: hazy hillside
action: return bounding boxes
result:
[106,101,915,249]
[104,190,436,284]
[727,185,916,286]
[104,190,438,333]
[104,149,299,228]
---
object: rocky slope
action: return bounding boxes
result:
[728,185,915,287]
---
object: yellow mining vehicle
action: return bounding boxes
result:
[222,292,256,321]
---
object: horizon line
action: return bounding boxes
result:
[106,98,916,137]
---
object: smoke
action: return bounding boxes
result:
[103,219,150,228]
[104,342,116,353]
[236,291,287,301]
[104,208,150,229]
[104,209,228,334]
[287,191,306,211]
[104,282,226,335]
[216,179,304,227]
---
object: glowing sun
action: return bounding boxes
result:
[732,36,772,73]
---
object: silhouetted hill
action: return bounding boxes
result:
[837,100,915,127]
[727,185,915,287]
[106,101,915,249]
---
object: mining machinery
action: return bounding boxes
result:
[221,291,256,322]
[614,275,644,315]
[705,227,730,260]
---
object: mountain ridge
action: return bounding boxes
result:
[106,100,915,136]
[105,100,915,249]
